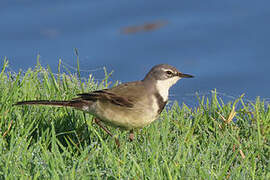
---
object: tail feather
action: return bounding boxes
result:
[14,100,88,109]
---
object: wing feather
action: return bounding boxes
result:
[76,90,134,108]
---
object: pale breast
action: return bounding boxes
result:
[88,98,159,130]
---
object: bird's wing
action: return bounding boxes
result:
[75,81,145,108]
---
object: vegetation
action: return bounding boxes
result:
[0,58,269,179]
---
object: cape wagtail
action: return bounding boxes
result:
[15,64,194,147]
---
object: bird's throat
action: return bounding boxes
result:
[155,77,180,102]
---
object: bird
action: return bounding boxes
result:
[15,64,193,147]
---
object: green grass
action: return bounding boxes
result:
[0,58,269,179]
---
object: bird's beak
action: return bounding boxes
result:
[177,72,194,78]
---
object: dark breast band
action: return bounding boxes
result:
[154,92,167,114]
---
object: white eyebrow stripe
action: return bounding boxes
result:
[161,68,172,72]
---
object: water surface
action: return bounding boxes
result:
[1,0,270,106]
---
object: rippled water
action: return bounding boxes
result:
[1,0,270,106]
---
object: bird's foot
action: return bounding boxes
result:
[94,118,121,148]
[129,130,134,141]
[114,138,120,148]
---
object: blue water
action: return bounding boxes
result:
[1,0,270,106]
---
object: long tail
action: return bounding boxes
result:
[14,100,88,109]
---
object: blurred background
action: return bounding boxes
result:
[1,0,269,106]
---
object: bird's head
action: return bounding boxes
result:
[143,64,194,101]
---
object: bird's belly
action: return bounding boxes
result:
[92,103,159,130]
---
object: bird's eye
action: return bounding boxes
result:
[166,71,173,75]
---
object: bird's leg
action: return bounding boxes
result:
[93,118,120,147]
[93,118,113,136]
[129,129,134,141]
